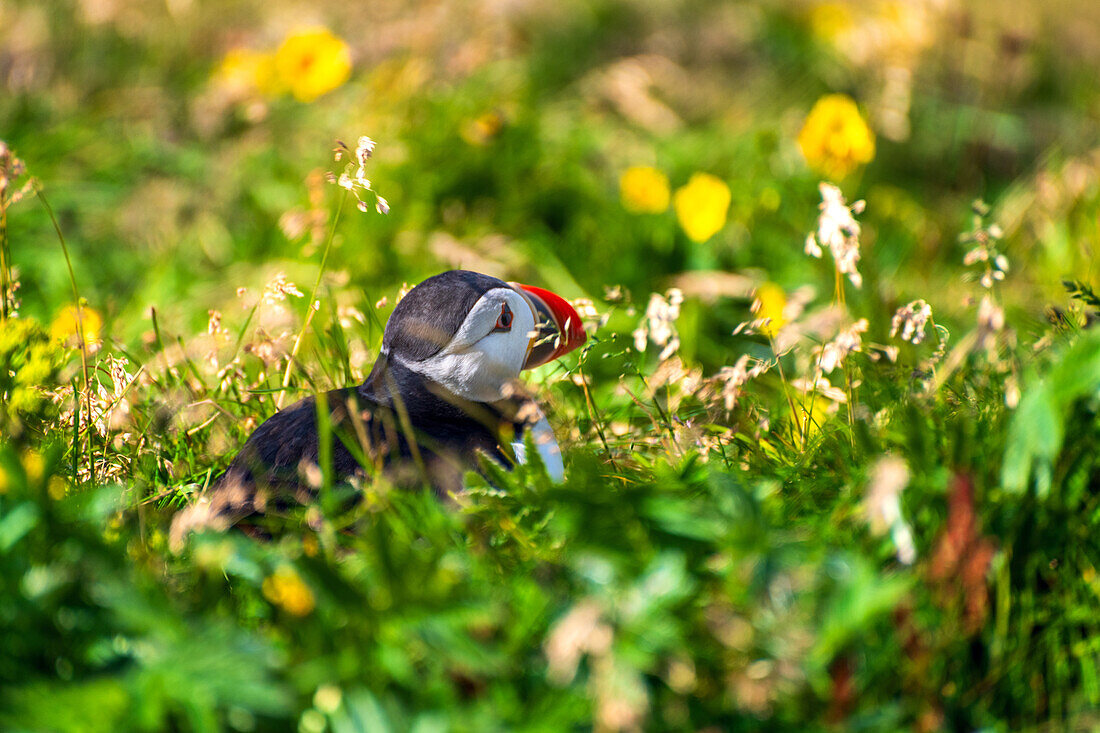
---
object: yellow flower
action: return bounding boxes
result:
[798,94,875,180]
[753,283,787,338]
[808,2,855,43]
[48,476,68,500]
[263,566,316,616]
[21,448,44,484]
[462,110,505,146]
[213,48,281,97]
[673,173,731,242]
[275,28,352,102]
[620,166,670,214]
[50,304,103,351]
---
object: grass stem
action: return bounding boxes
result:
[276,193,346,409]
[36,183,95,484]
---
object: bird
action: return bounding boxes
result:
[169,270,586,550]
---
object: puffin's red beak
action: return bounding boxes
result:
[510,282,587,369]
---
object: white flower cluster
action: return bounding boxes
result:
[633,288,684,361]
[792,375,847,404]
[815,318,868,373]
[976,294,1005,352]
[715,354,771,410]
[261,272,304,305]
[960,202,1009,288]
[331,136,389,214]
[804,182,865,289]
[0,140,33,207]
[890,299,933,344]
[864,455,916,565]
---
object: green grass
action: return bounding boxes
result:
[4,0,1100,730]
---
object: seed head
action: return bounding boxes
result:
[806,183,864,289]
[890,299,933,344]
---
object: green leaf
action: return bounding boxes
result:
[0,502,39,553]
[330,689,391,733]
[1002,380,1062,495]
[811,555,911,672]
[1002,329,1100,495]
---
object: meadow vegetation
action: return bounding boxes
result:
[3,0,1100,730]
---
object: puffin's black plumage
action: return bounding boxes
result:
[169,270,582,549]
[385,270,507,359]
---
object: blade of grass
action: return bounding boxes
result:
[276,193,346,409]
[36,183,95,484]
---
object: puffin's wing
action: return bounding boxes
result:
[169,389,373,551]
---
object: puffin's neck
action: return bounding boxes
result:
[360,353,517,433]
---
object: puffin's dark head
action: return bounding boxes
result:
[381,270,586,401]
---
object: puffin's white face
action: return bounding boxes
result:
[400,287,538,402]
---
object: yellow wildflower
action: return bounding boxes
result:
[462,110,505,146]
[21,449,44,484]
[50,304,103,351]
[48,476,68,500]
[302,533,319,558]
[213,48,281,97]
[620,166,670,214]
[798,94,875,180]
[753,283,787,338]
[275,28,352,102]
[263,566,316,616]
[674,173,731,243]
[808,3,854,43]
[790,382,840,442]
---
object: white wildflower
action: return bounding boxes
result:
[715,354,771,410]
[571,297,607,330]
[804,232,822,258]
[890,299,933,344]
[815,318,868,373]
[261,273,304,305]
[207,309,227,337]
[960,200,1008,289]
[791,375,847,403]
[633,288,684,361]
[1004,374,1020,409]
[206,309,232,368]
[805,182,864,289]
[571,298,598,320]
[336,305,365,329]
[544,600,613,686]
[355,136,375,164]
[330,136,389,215]
[976,294,1005,351]
[864,455,916,565]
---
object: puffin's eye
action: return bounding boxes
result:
[492,303,513,332]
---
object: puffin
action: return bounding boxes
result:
[169,270,586,550]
